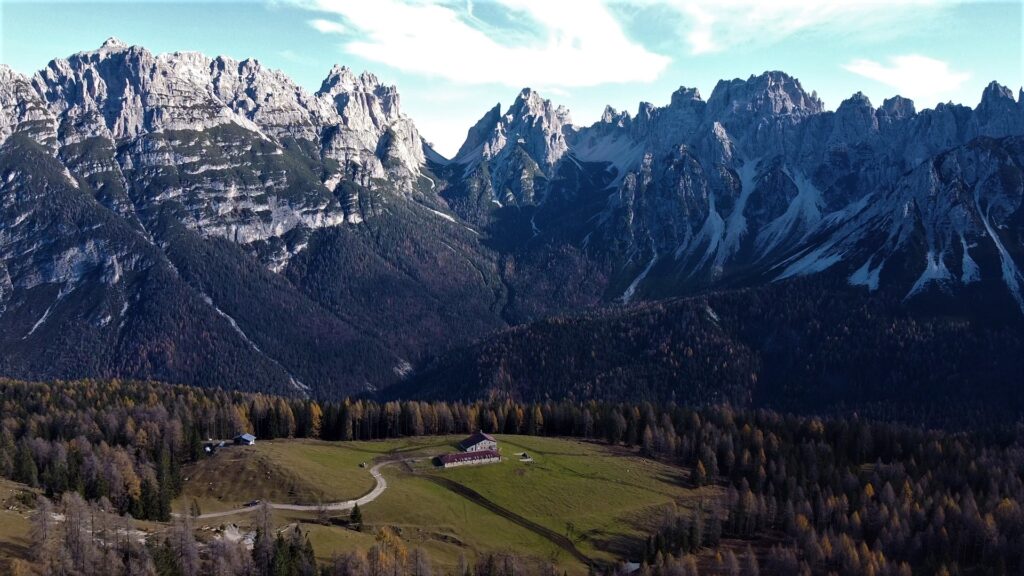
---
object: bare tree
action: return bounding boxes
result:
[30,496,56,572]
[62,491,97,574]
[208,537,253,576]
[252,502,275,575]
[409,547,432,576]
[170,514,201,576]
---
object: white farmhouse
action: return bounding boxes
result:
[458,431,497,452]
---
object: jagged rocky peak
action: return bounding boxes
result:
[0,65,58,148]
[500,88,572,170]
[33,39,272,142]
[975,81,1024,137]
[100,36,128,50]
[831,91,879,139]
[840,91,873,108]
[669,86,704,108]
[316,64,413,136]
[510,87,571,122]
[600,105,631,126]
[316,64,426,188]
[981,80,1015,104]
[707,70,824,120]
[206,55,321,141]
[456,87,572,173]
[587,104,633,138]
[879,96,916,121]
[977,81,1018,117]
[455,103,503,160]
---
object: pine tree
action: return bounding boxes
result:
[14,440,37,487]
[695,460,708,486]
[350,502,363,531]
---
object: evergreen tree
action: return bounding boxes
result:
[350,503,363,531]
[14,440,37,487]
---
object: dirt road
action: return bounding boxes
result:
[193,459,393,520]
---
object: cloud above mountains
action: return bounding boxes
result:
[298,0,670,88]
[657,0,944,55]
[844,54,971,103]
[297,0,958,89]
[291,0,981,154]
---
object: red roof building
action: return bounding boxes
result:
[438,449,500,468]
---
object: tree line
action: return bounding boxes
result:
[4,378,1024,574]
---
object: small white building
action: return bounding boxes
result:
[458,431,497,453]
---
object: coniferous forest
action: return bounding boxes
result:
[3,378,1024,575]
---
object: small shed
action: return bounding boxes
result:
[234,433,256,446]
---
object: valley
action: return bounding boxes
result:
[1,15,1024,575]
[0,39,1022,409]
[3,378,1024,575]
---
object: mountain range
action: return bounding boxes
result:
[1,39,1022,414]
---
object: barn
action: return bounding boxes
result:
[458,431,497,452]
[438,449,500,468]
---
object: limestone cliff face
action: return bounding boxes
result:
[2,39,1024,396]
[446,71,1024,308]
[13,38,437,248]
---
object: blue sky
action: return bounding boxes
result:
[2,0,1022,156]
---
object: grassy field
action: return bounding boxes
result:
[177,435,716,574]
[0,435,732,575]
[176,437,460,514]
[0,477,37,573]
[436,435,717,564]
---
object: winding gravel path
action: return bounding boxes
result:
[193,459,395,520]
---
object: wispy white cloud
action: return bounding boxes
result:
[653,0,947,55]
[309,18,346,35]
[277,49,303,62]
[296,0,670,88]
[843,54,971,103]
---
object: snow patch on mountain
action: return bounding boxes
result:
[621,251,658,303]
[572,133,645,188]
[849,257,884,291]
[975,195,1024,310]
[906,251,953,299]
[959,236,980,284]
[775,243,844,281]
[716,158,760,267]
[756,170,824,257]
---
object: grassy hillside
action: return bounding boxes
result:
[177,437,455,513]
[0,477,38,574]
[177,435,714,574]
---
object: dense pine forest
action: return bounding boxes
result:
[3,378,1024,575]
[397,275,1024,427]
